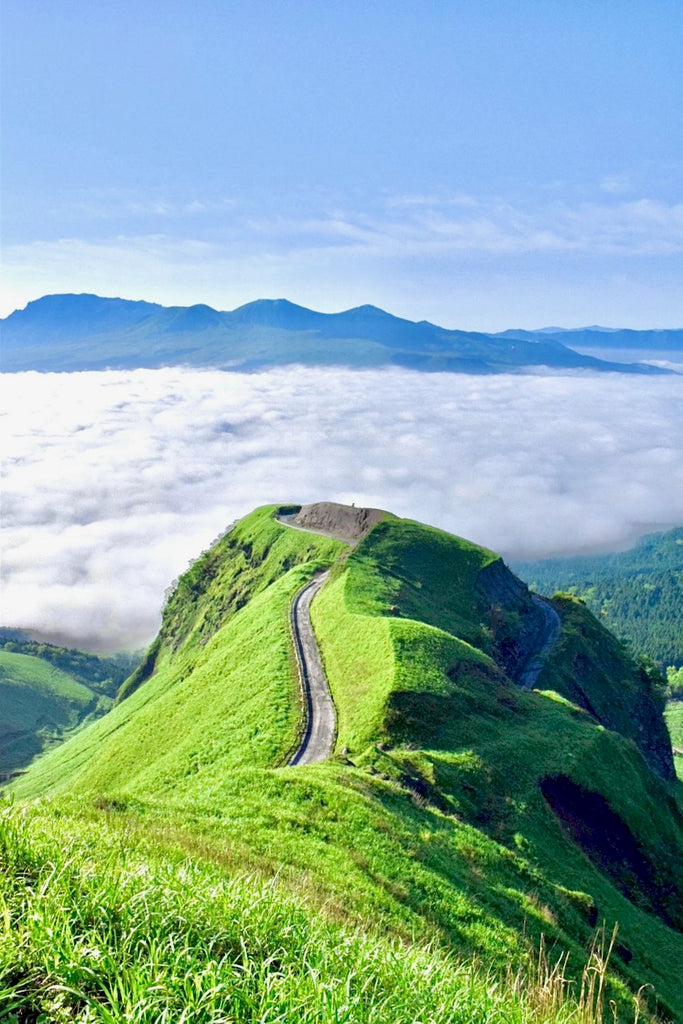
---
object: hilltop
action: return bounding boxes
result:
[3,504,682,1021]
[2,293,678,374]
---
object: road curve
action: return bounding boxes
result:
[288,571,336,766]
[517,595,562,689]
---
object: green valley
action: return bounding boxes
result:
[2,504,681,1022]
[0,637,138,779]
[512,527,683,670]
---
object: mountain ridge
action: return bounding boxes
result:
[4,502,683,1019]
[2,293,678,373]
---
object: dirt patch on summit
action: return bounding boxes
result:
[280,502,386,542]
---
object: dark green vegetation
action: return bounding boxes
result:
[1,293,674,374]
[513,527,683,669]
[669,666,683,700]
[0,634,138,778]
[3,506,682,1022]
[665,700,683,781]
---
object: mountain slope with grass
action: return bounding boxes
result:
[666,697,683,781]
[0,639,138,779]
[4,504,682,1022]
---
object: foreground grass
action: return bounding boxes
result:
[0,800,656,1023]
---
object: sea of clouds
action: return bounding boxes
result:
[2,365,682,651]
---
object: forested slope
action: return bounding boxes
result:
[513,527,683,667]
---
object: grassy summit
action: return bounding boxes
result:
[3,505,682,1021]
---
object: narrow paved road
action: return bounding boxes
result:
[517,596,562,689]
[288,571,336,766]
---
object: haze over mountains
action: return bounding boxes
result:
[2,293,680,374]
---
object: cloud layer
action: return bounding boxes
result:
[2,366,682,650]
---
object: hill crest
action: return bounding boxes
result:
[7,502,683,1018]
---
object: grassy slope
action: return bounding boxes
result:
[3,799,637,1024]
[12,507,345,800]
[6,508,683,1020]
[311,519,683,1016]
[312,518,499,753]
[0,651,101,775]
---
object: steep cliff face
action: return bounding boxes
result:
[475,558,550,680]
[539,594,674,780]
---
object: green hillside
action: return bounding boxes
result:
[0,650,104,778]
[0,639,137,779]
[3,505,682,1022]
[512,527,683,668]
[11,508,345,800]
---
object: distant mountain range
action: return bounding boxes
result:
[2,293,681,374]
[498,326,683,350]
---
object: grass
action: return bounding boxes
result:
[11,511,345,801]
[0,651,105,776]
[310,519,501,754]
[5,507,682,1021]
[8,576,305,798]
[311,571,395,752]
[0,799,660,1023]
[533,594,672,780]
[345,517,498,646]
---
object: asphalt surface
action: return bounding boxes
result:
[288,571,336,766]
[280,513,560,764]
[517,595,562,689]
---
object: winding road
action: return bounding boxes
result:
[279,505,562,766]
[288,571,336,766]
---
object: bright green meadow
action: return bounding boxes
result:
[2,506,682,1022]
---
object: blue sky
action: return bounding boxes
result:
[2,0,682,328]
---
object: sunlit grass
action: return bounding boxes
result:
[664,699,683,781]
[5,509,681,1021]
[0,802,657,1023]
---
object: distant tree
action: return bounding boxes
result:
[667,666,683,700]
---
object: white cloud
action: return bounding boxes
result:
[3,191,683,325]
[1,366,682,651]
